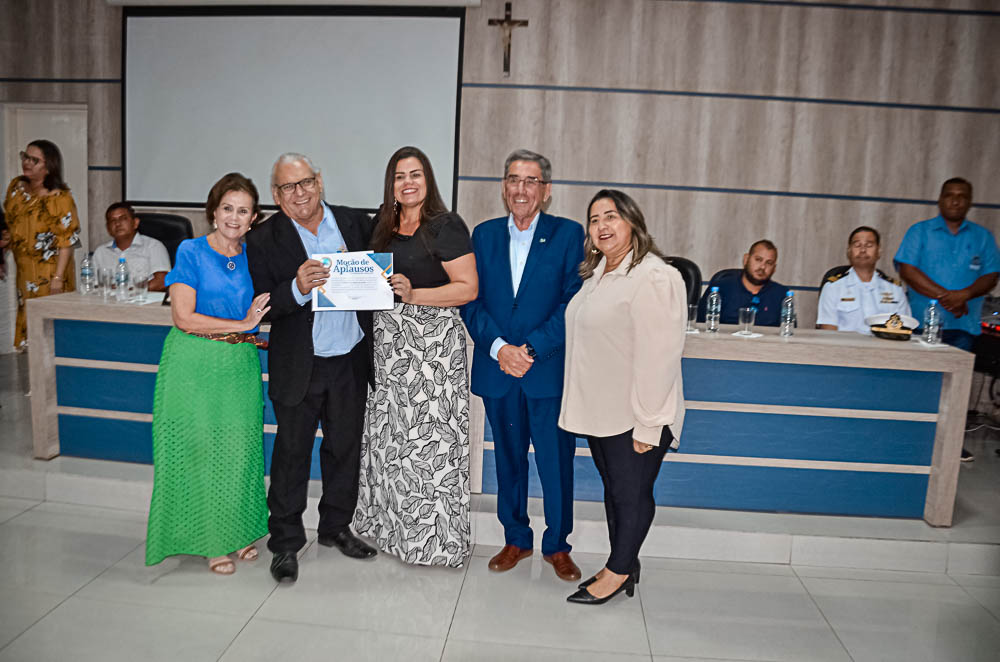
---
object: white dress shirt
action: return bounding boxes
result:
[92,233,171,279]
[489,212,540,360]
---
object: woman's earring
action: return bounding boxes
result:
[393,199,399,214]
[591,248,600,254]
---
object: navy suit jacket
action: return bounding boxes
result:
[461,212,584,400]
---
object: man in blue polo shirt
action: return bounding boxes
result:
[894,177,1000,462]
[698,239,787,326]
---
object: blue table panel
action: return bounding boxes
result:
[680,410,935,465]
[54,320,171,364]
[481,450,928,518]
[681,358,942,413]
[485,412,935,465]
[56,366,157,414]
[58,415,153,464]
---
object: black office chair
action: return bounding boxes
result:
[137,213,195,266]
[708,268,742,283]
[663,256,703,306]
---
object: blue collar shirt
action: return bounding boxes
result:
[290,203,364,357]
[893,215,1000,335]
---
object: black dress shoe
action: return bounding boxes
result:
[317,530,377,559]
[270,551,298,583]
[567,574,636,605]
[578,560,641,589]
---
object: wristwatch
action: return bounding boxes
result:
[524,343,537,359]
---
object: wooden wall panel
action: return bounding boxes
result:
[459,87,1000,201]
[463,1,1000,108]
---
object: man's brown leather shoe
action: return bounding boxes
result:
[544,551,582,581]
[488,545,532,572]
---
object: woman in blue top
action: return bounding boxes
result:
[145,173,272,574]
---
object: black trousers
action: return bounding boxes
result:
[267,343,368,553]
[588,427,670,575]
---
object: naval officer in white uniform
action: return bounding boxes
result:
[817,226,911,335]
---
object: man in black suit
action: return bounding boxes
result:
[246,152,377,583]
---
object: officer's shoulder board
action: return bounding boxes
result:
[825,272,846,284]
[876,268,902,287]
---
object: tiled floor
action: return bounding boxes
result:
[2,352,1000,660]
[0,502,998,661]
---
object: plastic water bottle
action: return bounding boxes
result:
[923,299,942,345]
[114,257,130,302]
[780,290,795,337]
[706,286,721,333]
[79,252,94,294]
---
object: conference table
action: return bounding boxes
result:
[27,293,973,526]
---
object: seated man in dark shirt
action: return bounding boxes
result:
[698,239,787,326]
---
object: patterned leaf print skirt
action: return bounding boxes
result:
[353,303,471,567]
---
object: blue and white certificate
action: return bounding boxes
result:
[311,251,393,311]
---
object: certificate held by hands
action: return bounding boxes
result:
[312,251,393,311]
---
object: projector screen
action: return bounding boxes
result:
[124,9,463,210]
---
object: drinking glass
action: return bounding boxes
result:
[738,307,756,336]
[132,273,149,303]
[686,304,699,333]
[97,268,113,300]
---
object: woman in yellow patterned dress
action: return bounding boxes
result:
[2,140,81,351]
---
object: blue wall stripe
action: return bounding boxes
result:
[88,165,122,171]
[481,450,927,517]
[0,77,121,84]
[682,0,1000,18]
[680,410,935,465]
[457,175,1000,210]
[57,366,157,414]
[462,82,1000,116]
[681,358,942,413]
[54,320,170,364]
[58,415,152,464]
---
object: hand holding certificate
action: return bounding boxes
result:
[312,251,393,311]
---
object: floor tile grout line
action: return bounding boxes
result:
[216,537,319,661]
[952,581,1000,626]
[791,565,858,662]
[0,498,45,525]
[214,568,285,660]
[636,579,655,661]
[0,537,146,656]
[437,550,473,662]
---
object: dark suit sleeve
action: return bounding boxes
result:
[246,226,303,320]
[524,222,585,361]
[460,226,506,349]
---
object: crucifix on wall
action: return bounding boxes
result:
[488,2,529,78]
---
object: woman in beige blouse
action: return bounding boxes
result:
[560,189,686,605]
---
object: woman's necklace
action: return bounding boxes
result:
[209,233,237,271]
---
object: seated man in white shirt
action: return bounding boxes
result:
[817,225,911,334]
[92,203,171,291]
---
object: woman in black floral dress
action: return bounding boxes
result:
[352,146,478,566]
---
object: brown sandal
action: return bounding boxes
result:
[208,556,235,575]
[236,545,258,561]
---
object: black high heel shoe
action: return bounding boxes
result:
[566,573,636,605]
[578,560,641,590]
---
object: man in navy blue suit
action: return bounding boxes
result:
[462,150,584,581]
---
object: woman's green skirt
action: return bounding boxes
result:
[145,327,268,565]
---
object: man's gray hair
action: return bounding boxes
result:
[271,152,320,186]
[503,149,552,182]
